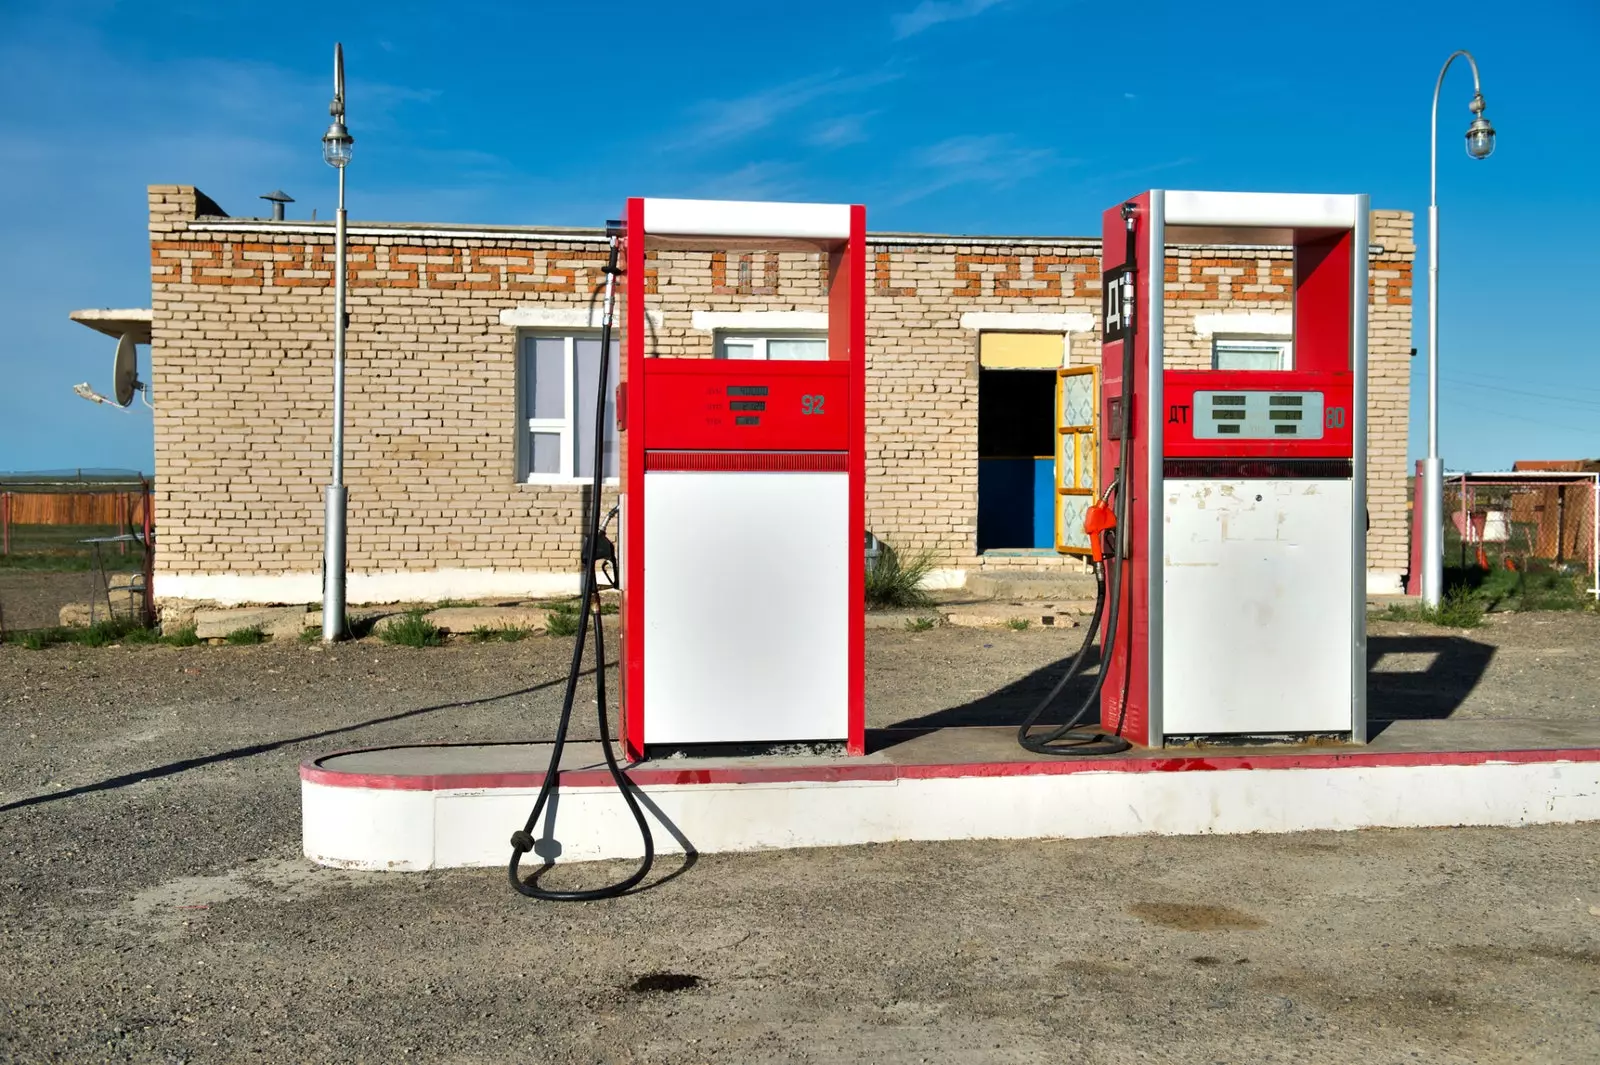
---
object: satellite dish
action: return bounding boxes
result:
[112,333,141,407]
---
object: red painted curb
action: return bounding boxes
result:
[300,745,1600,793]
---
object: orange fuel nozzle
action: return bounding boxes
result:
[1083,500,1117,563]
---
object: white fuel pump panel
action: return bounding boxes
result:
[1162,478,1354,736]
[642,470,849,745]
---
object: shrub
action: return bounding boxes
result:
[223,625,266,645]
[865,542,937,610]
[904,616,936,632]
[377,610,444,647]
[163,625,202,647]
[1006,617,1031,631]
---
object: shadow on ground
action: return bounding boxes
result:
[884,633,1496,742]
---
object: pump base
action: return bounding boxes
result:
[302,722,1600,871]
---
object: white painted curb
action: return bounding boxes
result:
[303,758,1600,872]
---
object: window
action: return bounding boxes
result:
[714,332,828,361]
[1212,338,1292,371]
[520,333,619,483]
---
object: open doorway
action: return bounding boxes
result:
[977,366,1057,552]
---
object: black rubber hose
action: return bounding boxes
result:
[1015,204,1141,757]
[508,233,655,901]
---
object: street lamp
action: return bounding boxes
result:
[1421,50,1494,609]
[322,43,354,641]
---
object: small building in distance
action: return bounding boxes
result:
[73,185,1416,611]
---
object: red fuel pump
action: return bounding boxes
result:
[1021,190,1370,754]
[618,197,869,761]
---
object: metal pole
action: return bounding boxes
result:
[323,160,348,641]
[1591,474,1598,599]
[1422,49,1485,608]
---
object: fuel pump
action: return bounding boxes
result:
[1020,190,1370,754]
[507,197,869,901]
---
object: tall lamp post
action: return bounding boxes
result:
[1421,50,1495,608]
[321,43,354,641]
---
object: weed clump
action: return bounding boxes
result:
[377,610,444,647]
[865,541,937,610]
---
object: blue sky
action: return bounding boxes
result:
[2,0,1595,476]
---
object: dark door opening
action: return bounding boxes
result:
[977,368,1056,552]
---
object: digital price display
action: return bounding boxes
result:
[1192,391,1326,440]
[727,386,768,397]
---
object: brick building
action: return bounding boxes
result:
[76,185,1414,610]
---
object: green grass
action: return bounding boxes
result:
[865,541,938,611]
[469,624,533,642]
[223,625,266,645]
[904,616,936,632]
[1377,561,1595,629]
[1005,617,1032,631]
[0,524,149,572]
[4,616,188,650]
[163,624,201,647]
[545,604,580,637]
[299,625,321,644]
[377,609,445,647]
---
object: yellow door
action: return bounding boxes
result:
[1055,366,1098,555]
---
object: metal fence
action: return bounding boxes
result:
[1439,472,1598,597]
[0,470,154,636]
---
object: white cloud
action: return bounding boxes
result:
[693,162,803,202]
[892,0,1009,39]
[806,114,876,149]
[892,133,1060,205]
[676,69,902,146]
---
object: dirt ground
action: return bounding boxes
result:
[0,570,111,632]
[1,613,1598,1063]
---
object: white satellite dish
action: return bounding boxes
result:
[113,332,141,407]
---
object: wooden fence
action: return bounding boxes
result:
[2,489,152,558]
[2,491,149,528]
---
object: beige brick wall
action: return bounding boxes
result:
[147,186,1412,599]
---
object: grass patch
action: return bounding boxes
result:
[1006,617,1032,631]
[865,541,937,611]
[545,605,580,637]
[377,609,444,647]
[223,625,266,645]
[15,628,66,650]
[5,617,165,649]
[0,525,150,573]
[1375,585,1484,629]
[469,624,533,642]
[163,624,201,647]
[904,616,936,632]
[1376,562,1595,628]
[299,625,321,644]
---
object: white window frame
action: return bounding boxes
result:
[519,330,619,487]
[1211,336,1293,371]
[714,330,829,361]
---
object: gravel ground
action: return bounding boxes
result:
[1,613,1598,1062]
[0,570,105,632]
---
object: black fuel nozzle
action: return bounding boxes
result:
[584,531,617,570]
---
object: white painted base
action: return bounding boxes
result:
[158,566,1400,607]
[303,757,1600,871]
[158,568,582,607]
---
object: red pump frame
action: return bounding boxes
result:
[617,198,868,761]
